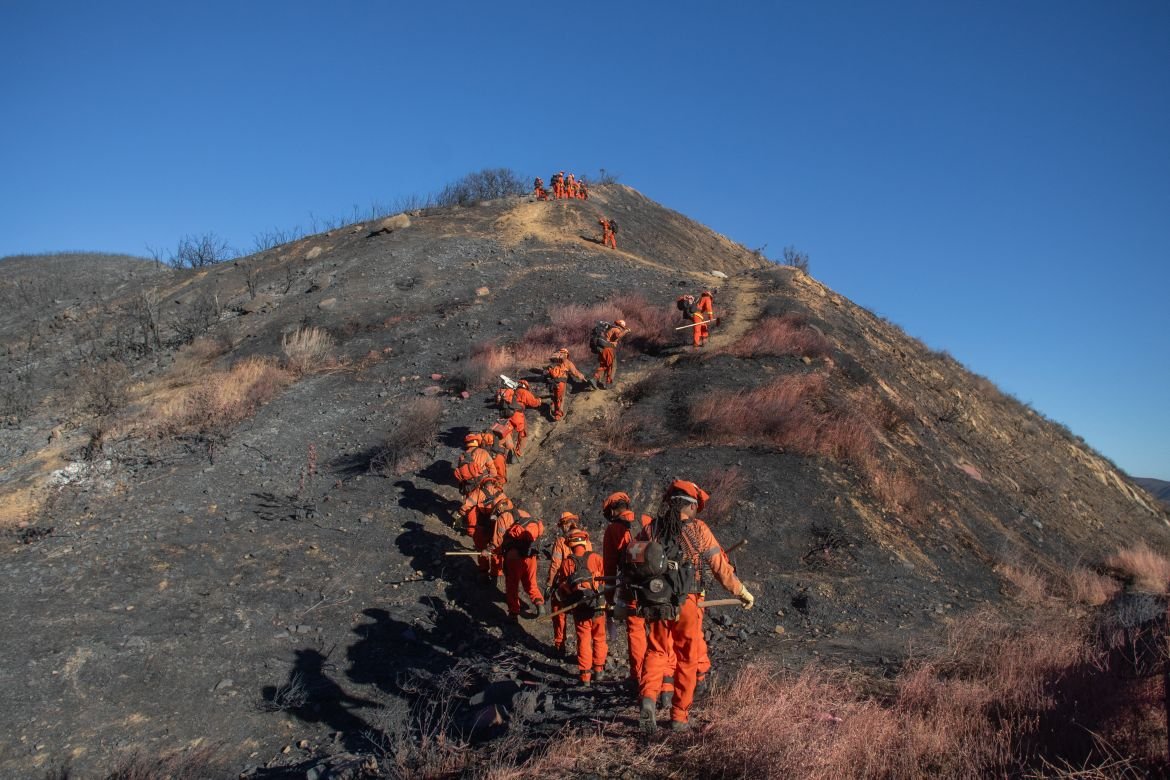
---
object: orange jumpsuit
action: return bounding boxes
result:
[534,178,547,200]
[604,510,653,683]
[453,444,497,494]
[547,528,592,651]
[493,508,545,617]
[499,386,541,455]
[552,173,565,199]
[599,218,616,249]
[694,293,714,347]
[545,357,584,421]
[458,481,506,575]
[578,182,588,200]
[565,174,577,198]
[593,325,627,386]
[558,548,607,683]
[637,517,743,725]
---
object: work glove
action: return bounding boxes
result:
[738,585,755,610]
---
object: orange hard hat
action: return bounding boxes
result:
[602,491,632,515]
[664,479,709,513]
[464,433,481,446]
[615,319,627,328]
[567,528,590,546]
[701,290,712,297]
[558,511,579,529]
[518,379,529,389]
[480,431,495,445]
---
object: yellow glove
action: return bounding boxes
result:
[738,585,755,610]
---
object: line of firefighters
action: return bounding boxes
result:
[449,292,747,732]
[534,171,588,201]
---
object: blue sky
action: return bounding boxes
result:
[2,2,1168,479]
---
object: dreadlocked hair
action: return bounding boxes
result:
[653,498,688,544]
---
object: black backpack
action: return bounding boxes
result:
[609,219,619,235]
[589,321,613,354]
[565,552,601,607]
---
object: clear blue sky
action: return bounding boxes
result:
[2,2,1168,479]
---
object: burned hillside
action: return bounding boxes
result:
[0,183,1167,777]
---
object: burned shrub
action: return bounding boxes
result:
[371,397,443,476]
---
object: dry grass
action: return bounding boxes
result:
[994,562,1051,603]
[1105,542,1170,593]
[1066,567,1123,607]
[144,356,293,439]
[282,326,335,375]
[730,314,832,359]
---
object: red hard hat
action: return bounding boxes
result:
[464,433,481,446]
[664,479,709,513]
[518,379,529,389]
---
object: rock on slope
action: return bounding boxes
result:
[0,185,1164,776]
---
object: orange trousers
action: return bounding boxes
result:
[603,230,616,249]
[503,550,543,616]
[552,609,567,647]
[554,183,564,199]
[535,187,547,200]
[640,595,704,723]
[574,610,608,681]
[593,347,616,385]
[468,509,493,574]
[692,314,709,347]
[627,614,648,682]
[551,381,567,420]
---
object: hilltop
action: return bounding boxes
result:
[0,184,1166,777]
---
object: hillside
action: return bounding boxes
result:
[1135,477,1170,506]
[0,184,1166,777]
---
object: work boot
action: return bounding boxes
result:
[658,689,674,711]
[592,666,605,683]
[670,720,692,733]
[639,697,657,733]
[535,601,547,617]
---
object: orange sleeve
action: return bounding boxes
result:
[547,539,565,588]
[693,520,743,596]
[567,359,584,381]
[492,511,510,551]
[589,551,606,582]
[477,448,498,477]
[459,490,479,515]
[519,388,541,408]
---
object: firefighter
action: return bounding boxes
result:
[592,319,629,388]
[694,290,715,347]
[552,171,565,199]
[455,476,507,578]
[577,177,589,200]
[602,492,651,691]
[534,176,548,201]
[544,348,586,421]
[630,480,754,732]
[546,511,588,658]
[497,379,542,456]
[491,497,546,620]
[452,434,499,495]
[556,528,607,685]
[565,173,577,199]
[478,430,509,486]
[598,217,617,249]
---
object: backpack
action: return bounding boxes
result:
[453,449,494,492]
[676,296,696,319]
[622,535,693,621]
[496,386,524,413]
[609,219,619,235]
[564,552,602,607]
[589,321,613,354]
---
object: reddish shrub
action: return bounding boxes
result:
[730,314,832,359]
[994,562,1050,604]
[697,466,748,525]
[371,397,443,475]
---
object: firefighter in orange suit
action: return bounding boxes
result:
[633,480,754,732]
[546,511,589,657]
[593,319,629,387]
[491,498,546,619]
[455,477,507,578]
[599,217,617,249]
[497,379,542,456]
[544,348,585,421]
[556,528,607,684]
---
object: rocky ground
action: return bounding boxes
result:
[1,185,1166,778]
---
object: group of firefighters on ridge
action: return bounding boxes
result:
[532,172,620,251]
[534,171,588,201]
[450,290,746,732]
